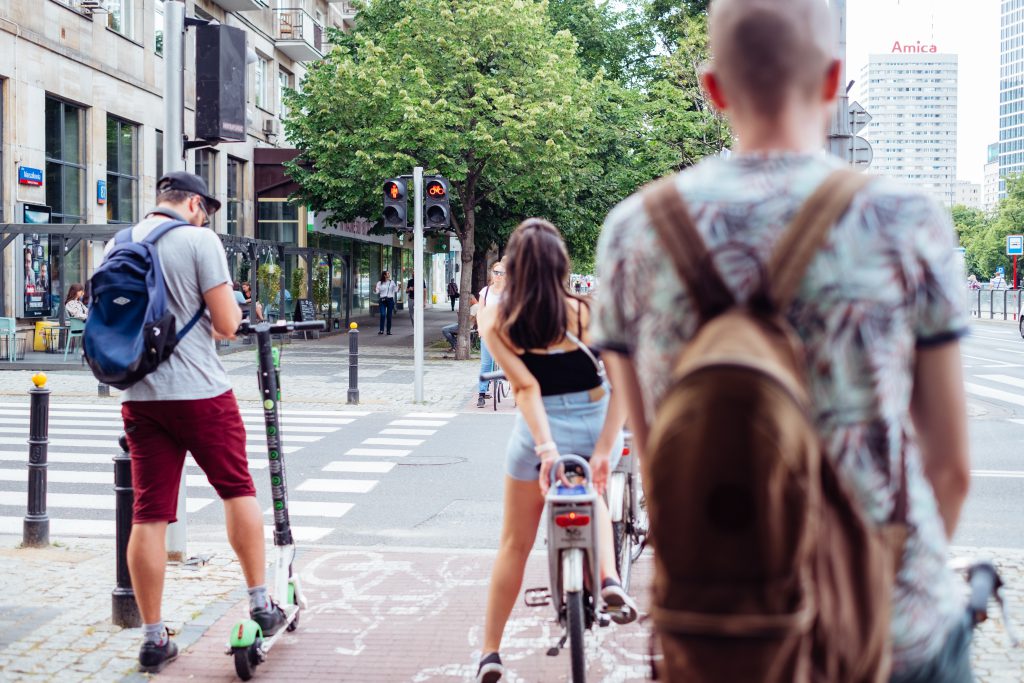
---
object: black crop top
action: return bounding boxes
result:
[519,347,602,396]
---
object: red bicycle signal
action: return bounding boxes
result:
[425,180,446,198]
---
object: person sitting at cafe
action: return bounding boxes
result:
[442,295,478,351]
[64,283,88,321]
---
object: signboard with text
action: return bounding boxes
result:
[18,166,43,186]
[1008,235,1024,256]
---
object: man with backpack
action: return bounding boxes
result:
[99,172,286,672]
[593,1,971,682]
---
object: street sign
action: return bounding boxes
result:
[849,101,872,135]
[851,136,873,169]
[1008,235,1024,256]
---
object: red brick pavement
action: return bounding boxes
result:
[158,547,652,682]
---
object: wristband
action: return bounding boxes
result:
[534,441,557,456]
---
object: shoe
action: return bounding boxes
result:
[386,332,392,335]
[379,331,384,335]
[601,578,638,625]
[483,393,492,399]
[477,394,487,408]
[476,652,503,683]
[138,635,179,673]
[250,601,287,637]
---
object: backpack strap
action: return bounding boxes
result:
[766,169,873,310]
[142,219,192,245]
[643,178,734,323]
[176,303,207,341]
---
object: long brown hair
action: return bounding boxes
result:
[499,219,582,350]
[65,283,84,305]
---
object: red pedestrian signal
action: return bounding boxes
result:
[382,178,408,229]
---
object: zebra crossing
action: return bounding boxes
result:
[0,401,369,541]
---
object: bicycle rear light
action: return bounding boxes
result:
[555,512,591,528]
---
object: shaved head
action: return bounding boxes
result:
[708,0,836,118]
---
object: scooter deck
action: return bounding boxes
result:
[258,604,300,655]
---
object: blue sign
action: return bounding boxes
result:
[17,166,43,186]
[1008,235,1024,256]
[97,180,107,205]
[998,267,1006,275]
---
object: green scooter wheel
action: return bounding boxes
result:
[233,643,260,681]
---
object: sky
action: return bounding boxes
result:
[844,0,1000,184]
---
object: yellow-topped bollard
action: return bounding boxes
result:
[350,322,358,330]
[31,373,47,388]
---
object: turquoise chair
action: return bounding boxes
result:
[64,318,86,362]
[0,317,17,362]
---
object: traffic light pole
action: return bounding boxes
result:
[413,167,425,403]
[827,0,853,163]
[164,0,188,562]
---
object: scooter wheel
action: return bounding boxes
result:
[287,610,299,632]
[233,643,259,681]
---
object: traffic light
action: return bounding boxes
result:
[383,179,408,229]
[423,176,451,229]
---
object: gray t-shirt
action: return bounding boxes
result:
[106,208,233,402]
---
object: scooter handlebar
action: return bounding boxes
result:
[237,320,327,336]
[480,371,506,382]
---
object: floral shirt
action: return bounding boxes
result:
[593,153,968,672]
[65,299,88,320]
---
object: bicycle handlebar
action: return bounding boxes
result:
[236,320,327,336]
[480,371,506,382]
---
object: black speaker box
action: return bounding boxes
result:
[195,24,247,142]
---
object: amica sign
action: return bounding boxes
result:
[891,41,939,54]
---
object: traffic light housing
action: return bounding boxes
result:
[383,179,408,229]
[423,176,450,229]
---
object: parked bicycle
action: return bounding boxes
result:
[481,369,511,411]
[607,431,647,591]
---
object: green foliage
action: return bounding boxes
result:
[954,175,1024,282]
[647,0,711,50]
[257,264,281,309]
[290,266,306,301]
[547,0,656,83]
[312,264,331,313]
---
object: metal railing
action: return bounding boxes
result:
[967,286,1022,321]
[273,8,324,53]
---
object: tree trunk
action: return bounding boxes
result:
[472,246,489,296]
[455,213,476,361]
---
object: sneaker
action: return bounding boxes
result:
[250,601,287,637]
[601,578,638,625]
[138,636,179,673]
[379,330,384,335]
[477,394,487,408]
[476,652,503,683]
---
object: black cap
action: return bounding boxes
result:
[156,171,222,213]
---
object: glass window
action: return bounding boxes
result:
[254,56,270,109]
[106,116,138,224]
[226,157,245,236]
[0,80,3,223]
[196,148,216,196]
[257,199,298,243]
[45,97,86,224]
[155,0,164,55]
[107,0,133,39]
[278,69,292,119]
[156,129,164,180]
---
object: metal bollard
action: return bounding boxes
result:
[112,433,141,627]
[98,383,110,398]
[347,322,359,405]
[23,373,50,547]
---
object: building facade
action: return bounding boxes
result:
[0,0,440,324]
[1001,0,1024,194]
[955,180,982,209]
[860,50,958,206]
[984,142,1001,212]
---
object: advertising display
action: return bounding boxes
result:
[19,204,53,319]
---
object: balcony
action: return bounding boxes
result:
[273,8,324,62]
[328,0,357,30]
[212,0,267,11]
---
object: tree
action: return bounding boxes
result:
[285,0,598,360]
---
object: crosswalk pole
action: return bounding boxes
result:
[22,373,50,548]
[347,322,359,404]
[112,434,141,627]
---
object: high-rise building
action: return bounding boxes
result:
[1000,0,1024,194]
[955,180,982,209]
[860,50,958,206]
[985,142,1001,212]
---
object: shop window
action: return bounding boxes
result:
[257,199,298,243]
[107,116,138,224]
[45,97,86,224]
[227,157,245,236]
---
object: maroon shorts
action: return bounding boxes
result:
[122,390,255,524]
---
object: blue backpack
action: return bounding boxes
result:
[84,220,206,390]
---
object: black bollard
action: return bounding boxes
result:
[112,433,141,627]
[23,374,50,547]
[347,323,360,405]
[98,383,110,398]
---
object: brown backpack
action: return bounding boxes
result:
[641,169,907,683]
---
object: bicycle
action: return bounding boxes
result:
[480,370,512,411]
[607,431,648,591]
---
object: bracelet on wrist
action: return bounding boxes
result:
[534,441,557,456]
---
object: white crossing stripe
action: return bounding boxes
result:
[404,412,457,419]
[296,479,377,494]
[0,490,213,512]
[388,420,448,427]
[263,525,332,542]
[0,516,113,537]
[323,461,396,474]
[0,437,302,454]
[345,448,410,457]
[980,374,1024,390]
[379,429,436,436]
[0,469,213,489]
[244,434,322,444]
[0,413,349,430]
[0,402,370,416]
[266,501,353,518]
[972,469,1024,479]
[965,381,1024,408]
[363,438,423,446]
[0,449,268,469]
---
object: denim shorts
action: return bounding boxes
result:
[506,387,623,481]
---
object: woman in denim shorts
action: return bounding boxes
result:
[473,219,636,683]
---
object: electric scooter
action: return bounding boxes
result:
[227,319,325,681]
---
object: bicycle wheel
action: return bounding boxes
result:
[613,485,634,591]
[566,590,587,683]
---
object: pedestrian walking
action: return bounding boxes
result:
[114,172,287,673]
[477,259,506,408]
[593,1,971,680]
[406,277,426,324]
[375,270,398,335]
[447,278,459,311]
[474,220,636,683]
